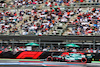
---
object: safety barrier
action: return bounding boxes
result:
[0,51,100,61]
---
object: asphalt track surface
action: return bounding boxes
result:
[0,59,99,67]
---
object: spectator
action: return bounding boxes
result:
[43,48,47,51]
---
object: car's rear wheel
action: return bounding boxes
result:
[47,56,53,61]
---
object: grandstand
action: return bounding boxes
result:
[0,0,100,51]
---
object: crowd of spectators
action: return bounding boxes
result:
[1,45,100,54]
[0,0,100,9]
[0,5,82,35]
[0,45,27,52]
[8,0,100,8]
[67,8,100,35]
[20,7,81,35]
[0,10,21,34]
[0,0,100,36]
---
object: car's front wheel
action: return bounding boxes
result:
[81,58,87,63]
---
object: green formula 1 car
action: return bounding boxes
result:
[47,53,92,63]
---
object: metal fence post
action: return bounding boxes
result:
[82,41,84,50]
[44,43,46,49]
[39,38,41,50]
[93,37,95,50]
[1,40,2,49]
[12,39,14,50]
[58,43,60,49]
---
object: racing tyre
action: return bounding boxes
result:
[47,56,53,61]
[81,58,87,63]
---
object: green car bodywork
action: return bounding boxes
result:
[52,53,92,63]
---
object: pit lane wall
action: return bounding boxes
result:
[0,51,99,61]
